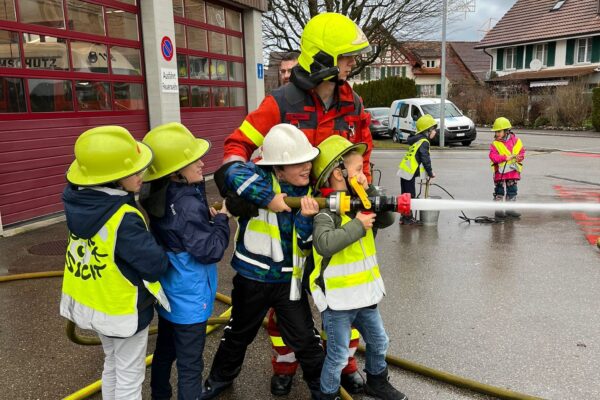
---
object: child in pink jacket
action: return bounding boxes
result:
[489,117,525,219]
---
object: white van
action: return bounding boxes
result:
[389,98,477,146]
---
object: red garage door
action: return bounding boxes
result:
[173,0,247,172]
[0,0,148,226]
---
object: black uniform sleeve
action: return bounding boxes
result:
[417,141,434,177]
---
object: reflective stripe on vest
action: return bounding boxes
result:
[239,120,265,147]
[320,327,361,341]
[491,138,523,173]
[241,175,285,265]
[398,138,428,180]
[310,214,385,312]
[290,187,312,301]
[60,204,168,337]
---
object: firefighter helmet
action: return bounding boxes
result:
[142,122,211,182]
[312,135,367,189]
[256,124,320,166]
[66,126,153,186]
[492,117,512,131]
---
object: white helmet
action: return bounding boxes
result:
[256,124,320,165]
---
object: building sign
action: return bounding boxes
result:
[257,63,263,79]
[161,36,174,62]
[161,68,179,93]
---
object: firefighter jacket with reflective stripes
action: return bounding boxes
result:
[61,203,169,338]
[489,133,525,182]
[310,188,393,312]
[397,134,433,180]
[148,181,230,325]
[223,81,373,182]
[224,162,313,283]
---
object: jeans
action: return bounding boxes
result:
[494,180,518,199]
[99,326,149,400]
[320,307,389,394]
[151,316,207,400]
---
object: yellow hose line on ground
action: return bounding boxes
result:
[2,271,542,400]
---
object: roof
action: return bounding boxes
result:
[396,98,456,105]
[477,0,600,48]
[449,42,490,82]
[489,65,598,81]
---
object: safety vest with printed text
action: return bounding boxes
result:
[60,204,168,338]
[237,174,310,300]
[490,138,523,173]
[310,214,385,312]
[397,138,428,180]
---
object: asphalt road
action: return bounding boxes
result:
[1,132,599,400]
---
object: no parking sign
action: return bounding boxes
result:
[161,36,174,61]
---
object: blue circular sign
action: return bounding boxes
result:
[161,36,173,61]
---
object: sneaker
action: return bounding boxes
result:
[270,374,293,396]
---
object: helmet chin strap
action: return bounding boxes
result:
[175,171,188,184]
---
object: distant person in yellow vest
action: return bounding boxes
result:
[310,136,406,400]
[489,117,525,219]
[60,126,170,400]
[397,114,436,225]
[279,51,299,86]
[141,123,231,400]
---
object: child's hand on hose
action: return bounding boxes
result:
[268,193,291,213]
[300,196,319,217]
[356,211,376,230]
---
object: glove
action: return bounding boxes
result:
[213,161,259,218]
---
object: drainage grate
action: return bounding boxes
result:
[28,240,67,256]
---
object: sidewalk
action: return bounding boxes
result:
[478,126,600,138]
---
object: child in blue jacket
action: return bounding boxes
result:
[141,123,231,400]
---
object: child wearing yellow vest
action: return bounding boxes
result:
[310,135,406,400]
[60,126,169,400]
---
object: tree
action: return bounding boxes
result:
[353,76,416,108]
[263,0,442,77]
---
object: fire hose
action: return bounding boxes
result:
[1,270,547,400]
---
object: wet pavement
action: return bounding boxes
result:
[1,135,600,400]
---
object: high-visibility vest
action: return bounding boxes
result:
[237,174,309,301]
[491,138,523,173]
[60,204,168,338]
[310,214,386,312]
[397,138,428,180]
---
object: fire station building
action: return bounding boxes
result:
[0,0,267,230]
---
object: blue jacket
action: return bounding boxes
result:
[225,162,313,283]
[62,184,169,334]
[149,181,230,324]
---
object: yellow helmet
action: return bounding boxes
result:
[142,122,211,181]
[66,126,153,186]
[416,114,437,134]
[312,135,367,189]
[298,13,370,78]
[492,117,512,131]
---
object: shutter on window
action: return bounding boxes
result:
[436,84,441,96]
[566,39,576,65]
[416,85,421,96]
[547,42,556,66]
[497,48,504,70]
[366,67,371,80]
[525,45,533,68]
[591,36,600,63]
[402,66,406,77]
[382,67,386,78]
[516,46,524,69]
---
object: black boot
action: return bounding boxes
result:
[364,367,408,400]
[199,376,233,400]
[307,378,323,400]
[317,391,341,400]
[505,197,521,218]
[270,374,293,396]
[340,371,365,394]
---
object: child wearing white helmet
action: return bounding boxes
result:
[201,123,325,399]
[140,123,231,400]
[489,117,526,219]
[60,126,169,400]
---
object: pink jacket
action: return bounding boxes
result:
[489,133,525,182]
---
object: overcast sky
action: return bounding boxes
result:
[443,0,517,42]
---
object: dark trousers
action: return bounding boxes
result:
[208,273,324,384]
[400,176,416,199]
[151,315,207,400]
[494,180,518,199]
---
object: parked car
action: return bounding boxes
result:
[389,98,476,146]
[365,107,391,138]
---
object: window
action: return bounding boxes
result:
[22,33,69,71]
[0,77,26,113]
[189,56,209,79]
[185,0,206,22]
[71,41,108,73]
[179,85,189,107]
[504,47,516,69]
[19,0,65,28]
[206,3,225,27]
[110,46,142,76]
[208,31,226,54]
[225,9,242,31]
[0,30,20,68]
[175,23,186,48]
[106,9,138,41]
[0,0,16,21]
[577,38,592,63]
[551,0,566,10]
[212,86,228,107]
[29,79,73,112]
[67,1,105,36]
[75,81,111,111]
[113,82,144,110]
[534,43,548,66]
[229,62,244,82]
[227,35,243,57]
[230,87,245,107]
[410,105,422,119]
[211,59,227,80]
[425,60,436,68]
[190,85,210,107]
[177,54,188,78]
[418,84,436,97]
[187,27,208,52]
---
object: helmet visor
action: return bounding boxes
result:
[340,45,371,57]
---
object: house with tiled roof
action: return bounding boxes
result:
[353,40,488,97]
[476,0,600,89]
